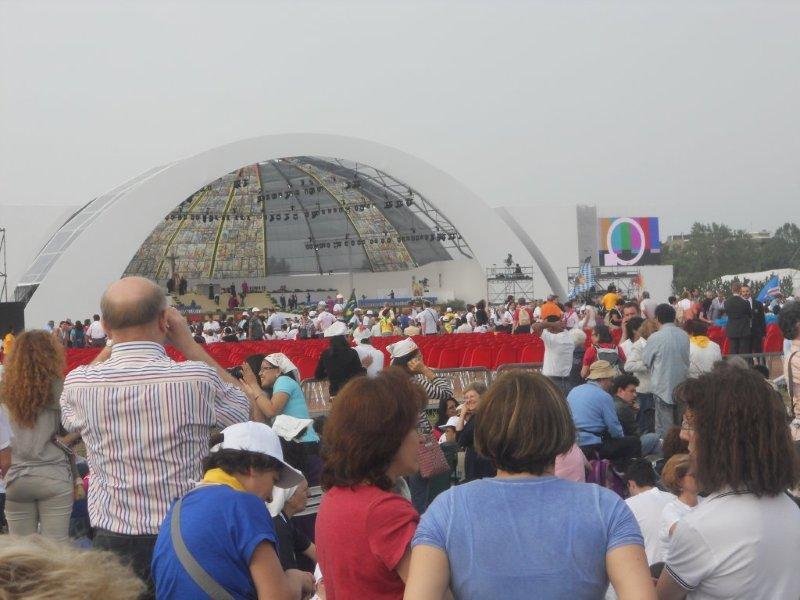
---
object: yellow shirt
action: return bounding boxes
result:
[3,333,14,356]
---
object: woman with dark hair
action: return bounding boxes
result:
[685,318,722,377]
[405,370,656,600]
[70,320,86,348]
[0,330,77,541]
[313,321,365,397]
[454,382,496,482]
[474,300,489,327]
[581,323,625,378]
[315,369,427,600]
[152,421,313,599]
[657,364,800,599]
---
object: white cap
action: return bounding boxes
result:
[324,321,349,337]
[333,303,343,313]
[366,310,374,316]
[211,421,304,489]
[437,416,461,430]
[336,293,344,299]
[353,325,372,342]
[251,307,261,312]
[264,353,300,381]
[272,414,314,442]
[241,311,250,317]
[387,337,419,360]
[446,307,452,312]
[317,300,326,307]
[308,310,317,317]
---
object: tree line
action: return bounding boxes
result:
[661,222,800,294]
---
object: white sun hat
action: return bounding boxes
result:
[211,421,304,489]
[387,338,419,360]
[323,321,349,337]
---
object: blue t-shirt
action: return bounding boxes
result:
[273,375,319,443]
[152,485,278,600]
[412,476,643,600]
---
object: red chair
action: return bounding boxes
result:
[494,345,520,368]
[295,356,318,380]
[467,346,493,369]
[519,344,543,363]
[436,348,462,369]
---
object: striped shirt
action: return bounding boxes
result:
[60,341,249,535]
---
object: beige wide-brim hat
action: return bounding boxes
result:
[586,360,619,380]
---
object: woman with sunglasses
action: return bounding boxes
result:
[240,353,320,483]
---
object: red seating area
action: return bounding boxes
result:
[63,325,786,378]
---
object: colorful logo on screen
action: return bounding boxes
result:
[599,217,661,266]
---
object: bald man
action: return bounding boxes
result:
[60,277,251,594]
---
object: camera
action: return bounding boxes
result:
[228,366,244,380]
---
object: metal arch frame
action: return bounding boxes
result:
[20,133,543,326]
[328,158,473,259]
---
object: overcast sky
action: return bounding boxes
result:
[2,0,799,240]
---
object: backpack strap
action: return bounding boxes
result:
[170,497,235,600]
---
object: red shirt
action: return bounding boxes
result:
[316,485,419,600]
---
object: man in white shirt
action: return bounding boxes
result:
[624,459,674,565]
[417,302,439,335]
[314,302,336,335]
[532,317,575,395]
[352,327,384,377]
[265,308,286,331]
[640,291,658,320]
[87,314,107,347]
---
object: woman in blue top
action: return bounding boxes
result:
[241,353,321,483]
[404,370,656,600]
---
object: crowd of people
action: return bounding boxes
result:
[0,275,798,599]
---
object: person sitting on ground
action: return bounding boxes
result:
[0,534,145,599]
[152,422,312,599]
[611,373,662,456]
[388,338,454,513]
[455,382,496,483]
[239,353,321,483]
[313,321,365,398]
[352,326,385,377]
[657,453,699,557]
[268,479,317,574]
[581,324,625,378]
[405,370,656,600]
[657,364,800,599]
[315,370,426,600]
[685,319,722,378]
[567,360,642,466]
[625,458,675,566]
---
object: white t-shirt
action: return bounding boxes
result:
[540,329,575,378]
[315,311,336,332]
[418,308,439,335]
[689,341,723,378]
[0,406,12,494]
[354,344,385,378]
[87,320,106,339]
[659,497,699,554]
[370,323,383,338]
[678,298,692,311]
[666,491,800,599]
[625,487,675,565]
[565,311,581,329]
[455,323,473,334]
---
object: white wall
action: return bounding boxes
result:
[638,265,674,304]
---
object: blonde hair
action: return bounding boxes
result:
[0,535,145,599]
[637,319,659,341]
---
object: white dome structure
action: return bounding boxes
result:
[17,134,562,325]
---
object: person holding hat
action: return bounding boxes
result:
[567,360,642,466]
[152,421,313,599]
[314,322,365,397]
[352,326,384,378]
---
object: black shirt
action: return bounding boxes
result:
[613,397,640,437]
[314,347,365,396]
[272,513,311,571]
[457,416,497,482]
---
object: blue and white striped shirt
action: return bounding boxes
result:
[60,341,250,535]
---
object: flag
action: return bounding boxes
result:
[756,275,780,303]
[569,261,596,300]
[344,289,358,318]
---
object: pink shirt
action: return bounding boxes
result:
[555,444,588,483]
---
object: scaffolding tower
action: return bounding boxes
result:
[566,264,642,299]
[486,265,535,305]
